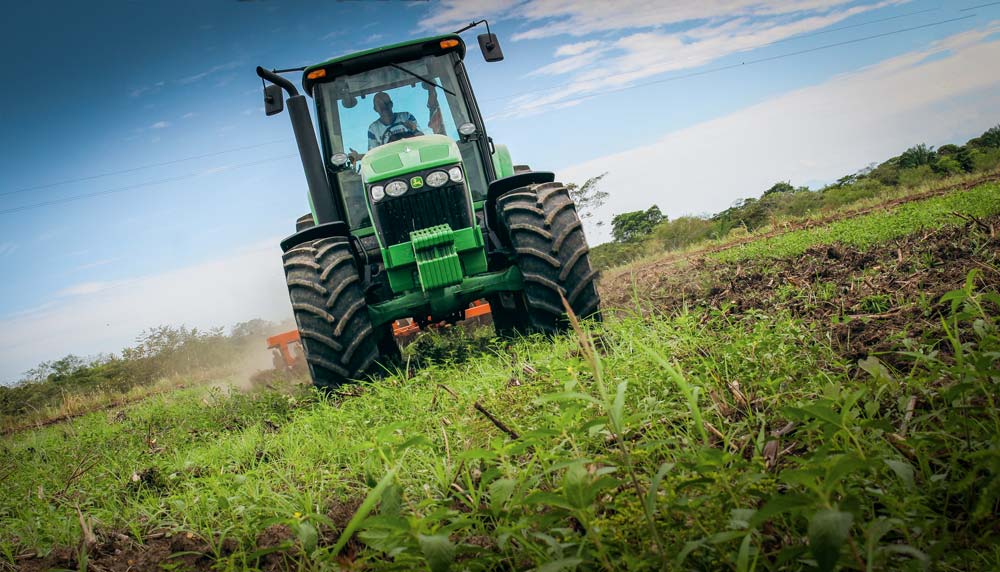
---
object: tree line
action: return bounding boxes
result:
[0,320,279,419]
[583,123,1000,269]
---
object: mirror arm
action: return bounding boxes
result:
[256,66,299,98]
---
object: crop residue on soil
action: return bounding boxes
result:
[601,214,1000,366]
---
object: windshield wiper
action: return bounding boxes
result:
[389,63,455,96]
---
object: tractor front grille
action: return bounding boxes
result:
[373,184,472,246]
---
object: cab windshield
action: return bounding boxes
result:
[315,53,488,229]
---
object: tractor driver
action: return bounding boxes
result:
[348,92,422,163]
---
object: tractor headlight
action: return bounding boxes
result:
[448,166,464,183]
[385,180,408,197]
[330,152,348,167]
[370,185,385,202]
[426,170,448,187]
[458,122,477,136]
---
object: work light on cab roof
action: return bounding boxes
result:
[254,20,600,390]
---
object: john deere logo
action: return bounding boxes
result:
[410,176,424,189]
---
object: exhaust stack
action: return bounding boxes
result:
[256,66,343,224]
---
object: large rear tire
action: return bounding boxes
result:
[282,238,382,390]
[494,181,601,334]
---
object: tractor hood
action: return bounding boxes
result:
[361,134,461,184]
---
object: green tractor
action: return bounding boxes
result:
[257,27,601,390]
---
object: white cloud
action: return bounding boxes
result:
[182,112,198,119]
[422,0,904,38]
[0,242,16,257]
[0,241,292,382]
[151,121,170,129]
[420,0,521,30]
[490,1,906,118]
[73,258,118,271]
[56,281,122,297]
[556,25,1000,244]
[176,61,242,85]
[528,49,606,76]
[555,40,601,57]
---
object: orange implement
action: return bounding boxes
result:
[266,330,301,368]
[267,301,493,366]
[391,300,492,337]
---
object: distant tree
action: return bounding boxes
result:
[762,181,795,196]
[932,156,963,175]
[567,172,609,227]
[231,319,272,339]
[981,124,1000,148]
[955,147,975,173]
[611,205,666,243]
[48,355,85,383]
[898,144,936,169]
[937,144,960,156]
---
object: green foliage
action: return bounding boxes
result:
[0,322,276,421]
[2,271,998,570]
[977,124,1000,148]
[651,216,718,251]
[898,143,936,168]
[971,147,1000,172]
[592,122,1000,273]
[763,181,798,196]
[719,182,1000,261]
[588,240,645,269]
[611,204,666,243]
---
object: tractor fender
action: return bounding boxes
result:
[485,171,555,247]
[279,221,351,253]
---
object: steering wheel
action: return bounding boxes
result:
[381,121,421,145]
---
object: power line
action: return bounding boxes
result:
[0,155,298,216]
[478,5,946,104]
[1,139,291,198]
[488,13,977,112]
[961,1,1000,10]
[766,6,941,46]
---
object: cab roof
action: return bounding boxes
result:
[302,34,466,96]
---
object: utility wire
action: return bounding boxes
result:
[1,139,291,197]
[961,1,1000,10]
[0,155,298,216]
[487,13,977,111]
[765,6,940,46]
[479,8,963,104]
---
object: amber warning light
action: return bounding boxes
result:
[306,69,326,80]
[439,39,460,49]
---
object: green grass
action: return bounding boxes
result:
[2,273,998,570]
[716,182,1000,262]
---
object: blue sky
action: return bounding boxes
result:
[2,0,1000,382]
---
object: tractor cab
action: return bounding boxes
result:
[303,36,495,238]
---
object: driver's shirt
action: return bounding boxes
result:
[367,112,421,150]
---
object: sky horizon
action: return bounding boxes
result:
[2,0,1000,383]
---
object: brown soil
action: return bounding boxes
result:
[16,531,232,572]
[601,214,1000,368]
[14,497,366,572]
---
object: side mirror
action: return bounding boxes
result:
[478,33,504,62]
[264,84,284,116]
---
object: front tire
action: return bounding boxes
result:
[494,181,601,334]
[282,238,382,390]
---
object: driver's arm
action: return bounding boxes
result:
[403,112,423,135]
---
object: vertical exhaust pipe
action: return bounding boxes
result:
[256,66,343,224]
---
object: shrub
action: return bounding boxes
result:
[651,216,718,251]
